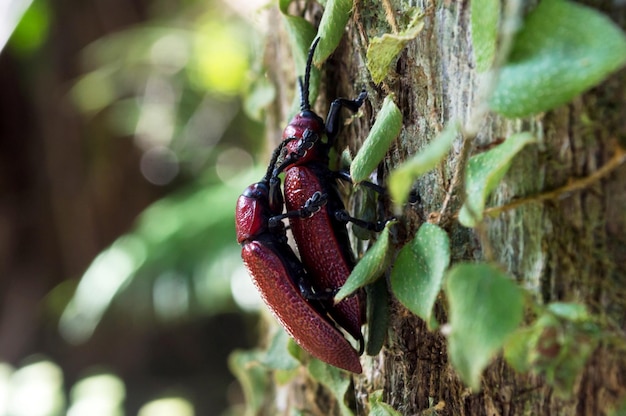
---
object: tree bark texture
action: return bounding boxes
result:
[263,0,626,415]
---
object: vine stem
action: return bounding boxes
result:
[483,146,626,217]
[382,0,399,34]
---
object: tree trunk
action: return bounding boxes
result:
[263,0,626,414]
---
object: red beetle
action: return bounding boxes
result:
[270,38,382,352]
[236,143,362,373]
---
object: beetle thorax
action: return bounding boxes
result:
[235,183,270,244]
[282,111,327,166]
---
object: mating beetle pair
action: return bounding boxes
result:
[235,38,383,373]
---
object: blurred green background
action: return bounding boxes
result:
[0,0,274,414]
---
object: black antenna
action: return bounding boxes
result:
[263,140,288,183]
[300,37,321,111]
[263,137,300,182]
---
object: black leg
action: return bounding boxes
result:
[334,170,386,195]
[334,209,386,232]
[325,90,368,143]
[268,192,328,229]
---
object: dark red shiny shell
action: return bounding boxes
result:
[284,166,363,342]
[242,240,362,373]
[282,112,326,166]
[235,184,266,244]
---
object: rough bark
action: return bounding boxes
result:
[264,0,626,415]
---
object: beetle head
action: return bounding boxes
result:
[235,182,271,244]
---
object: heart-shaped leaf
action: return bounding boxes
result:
[369,390,402,416]
[308,359,354,416]
[445,263,524,390]
[490,0,626,117]
[388,121,458,207]
[471,0,500,72]
[390,223,450,329]
[334,221,396,303]
[459,132,536,227]
[366,8,425,84]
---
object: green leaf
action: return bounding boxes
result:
[390,223,450,330]
[388,121,458,207]
[365,277,389,356]
[445,263,524,390]
[263,328,300,371]
[308,359,354,416]
[351,185,380,241]
[471,0,499,72]
[350,95,402,183]
[334,221,396,303]
[503,326,534,373]
[490,0,626,118]
[314,0,353,64]
[366,8,425,84]
[547,302,591,322]
[228,349,269,415]
[504,302,600,397]
[369,390,402,416]
[279,2,320,114]
[7,0,50,55]
[244,75,276,121]
[458,132,536,227]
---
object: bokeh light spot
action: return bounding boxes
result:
[215,147,253,184]
[138,397,194,416]
[140,146,180,185]
[191,21,249,95]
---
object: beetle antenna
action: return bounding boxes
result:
[264,141,287,183]
[263,137,300,183]
[300,37,321,111]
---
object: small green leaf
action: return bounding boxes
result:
[350,95,402,183]
[471,0,500,72]
[369,390,402,416]
[279,2,320,114]
[351,186,380,241]
[314,0,353,64]
[263,328,300,371]
[365,277,389,356]
[244,75,276,121]
[335,221,396,302]
[445,263,524,390]
[308,359,354,416]
[228,349,269,415]
[278,0,292,12]
[491,0,626,118]
[366,8,425,84]
[459,132,536,227]
[388,121,458,207]
[503,326,534,373]
[8,0,51,55]
[286,336,306,364]
[390,223,450,330]
[506,302,600,397]
[547,302,590,322]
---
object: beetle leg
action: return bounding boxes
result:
[334,170,386,195]
[268,191,328,229]
[273,129,321,177]
[335,209,387,232]
[298,279,337,301]
[326,90,368,143]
